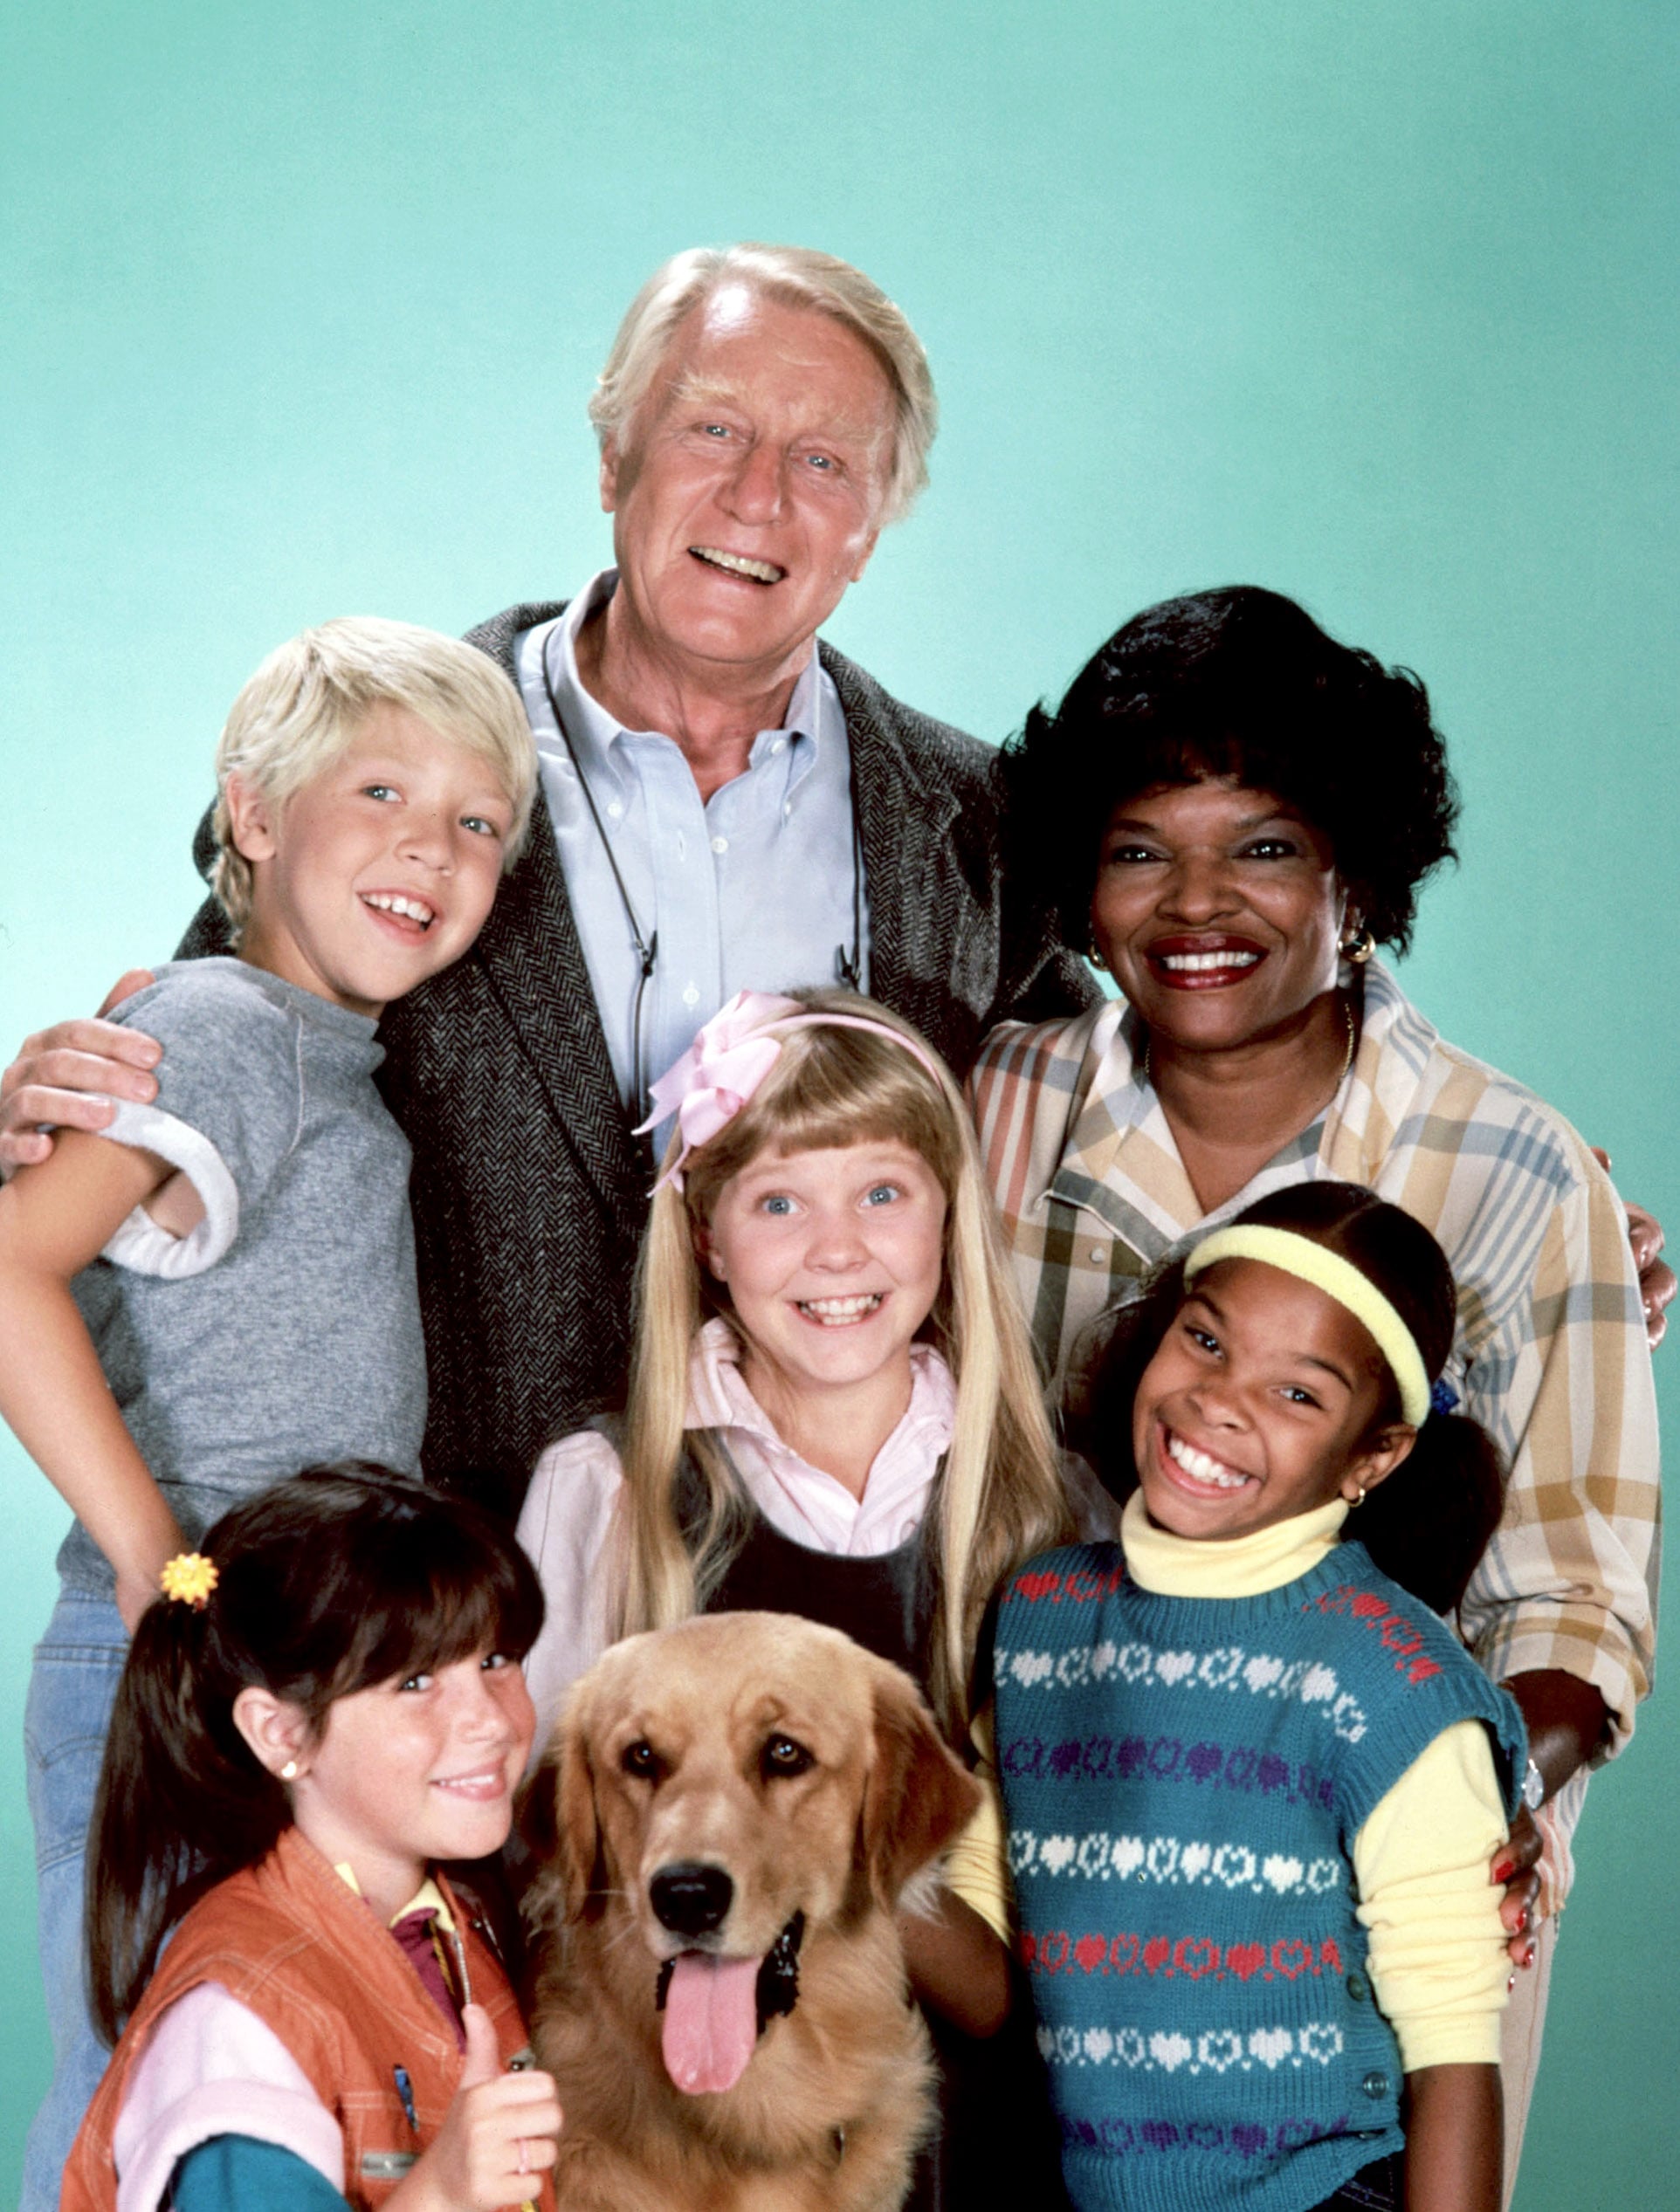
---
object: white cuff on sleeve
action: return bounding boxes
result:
[95,1101,240,1277]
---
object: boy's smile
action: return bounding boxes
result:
[229,702,515,1019]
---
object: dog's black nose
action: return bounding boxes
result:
[650,1861,734,1937]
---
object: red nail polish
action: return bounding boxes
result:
[1492,1858,1515,1884]
[1521,1942,1536,1968]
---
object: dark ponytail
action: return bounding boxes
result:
[86,1463,543,2044]
[1072,1183,1505,1619]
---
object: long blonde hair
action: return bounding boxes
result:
[615,991,1069,1737]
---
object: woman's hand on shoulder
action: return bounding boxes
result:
[1588,1149,1675,1349]
[389,2003,561,2212]
[1489,1811,1540,1973]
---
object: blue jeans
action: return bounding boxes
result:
[22,1591,127,2212]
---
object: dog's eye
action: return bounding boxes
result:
[621,1739,664,1782]
[761,1735,814,1780]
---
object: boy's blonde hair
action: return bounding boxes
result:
[616,991,1071,1739]
[210,617,539,936]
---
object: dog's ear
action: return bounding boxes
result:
[517,1700,604,1927]
[555,1699,606,1922]
[516,1739,561,1865]
[514,1733,569,1934]
[860,1662,985,1907]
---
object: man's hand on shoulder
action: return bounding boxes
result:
[0,972,161,1178]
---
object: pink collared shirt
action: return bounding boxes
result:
[515,1318,957,1755]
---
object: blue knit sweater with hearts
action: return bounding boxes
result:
[994,1540,1525,2212]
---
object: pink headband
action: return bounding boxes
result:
[634,990,947,1193]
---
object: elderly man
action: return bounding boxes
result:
[2,244,1092,1510]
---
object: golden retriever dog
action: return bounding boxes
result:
[520,1611,983,2211]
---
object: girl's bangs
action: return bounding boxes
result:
[687,1028,961,1213]
[328,1515,545,1700]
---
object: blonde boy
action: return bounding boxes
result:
[0,617,535,2209]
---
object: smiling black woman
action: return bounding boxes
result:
[971,583,1661,2207]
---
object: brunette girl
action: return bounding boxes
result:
[65,1467,561,2212]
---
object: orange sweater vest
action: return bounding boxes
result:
[65,1826,554,2212]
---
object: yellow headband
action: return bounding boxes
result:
[1182,1224,1430,1427]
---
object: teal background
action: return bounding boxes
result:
[2,2,1674,2200]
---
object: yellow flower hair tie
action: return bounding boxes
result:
[159,1552,219,1609]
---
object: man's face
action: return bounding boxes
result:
[602,285,897,682]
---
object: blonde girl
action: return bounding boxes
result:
[517,991,1096,2027]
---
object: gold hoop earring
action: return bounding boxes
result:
[1339,927,1375,965]
[1348,1483,1367,1508]
[1087,939,1108,972]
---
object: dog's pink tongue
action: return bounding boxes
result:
[661,1952,761,2095]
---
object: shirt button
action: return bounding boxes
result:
[771,738,785,755]
[682,984,700,1009]
[1090,1247,1105,1263]
[782,802,792,819]
[711,835,728,855]
[1360,2071,1390,2099]
[1346,1972,1369,2002]
[607,800,623,820]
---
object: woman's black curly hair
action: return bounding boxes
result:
[999,587,1459,954]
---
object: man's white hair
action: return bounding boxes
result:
[589,244,938,526]
[210,616,538,936]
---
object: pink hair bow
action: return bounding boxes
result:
[635,991,804,1192]
[634,988,947,1193]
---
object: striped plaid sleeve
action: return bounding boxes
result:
[968,1019,1083,1218]
[967,1019,1082,1353]
[1455,1148,1660,1757]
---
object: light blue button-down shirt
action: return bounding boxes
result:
[514,571,869,1116]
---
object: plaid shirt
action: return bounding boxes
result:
[970,961,1660,1807]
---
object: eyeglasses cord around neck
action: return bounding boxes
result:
[541,642,864,1113]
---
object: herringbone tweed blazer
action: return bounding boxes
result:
[181,601,1094,1515]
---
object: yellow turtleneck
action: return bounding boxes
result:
[1119,1489,1351,1597]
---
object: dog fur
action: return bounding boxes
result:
[520,1611,983,2211]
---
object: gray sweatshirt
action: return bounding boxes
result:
[59,959,428,1594]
